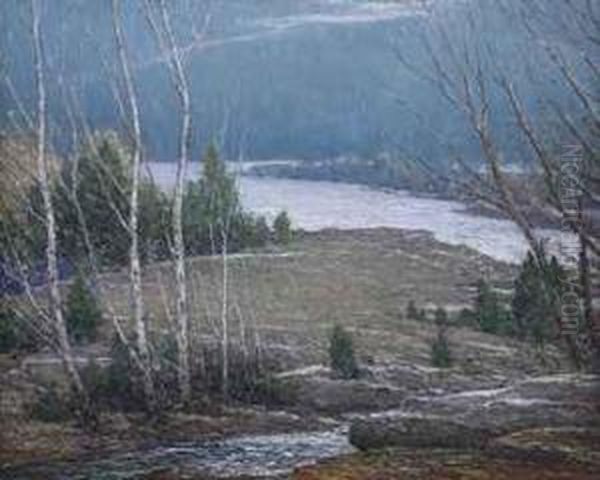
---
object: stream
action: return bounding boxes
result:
[5,428,353,479]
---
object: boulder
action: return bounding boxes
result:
[350,414,493,450]
[349,374,600,451]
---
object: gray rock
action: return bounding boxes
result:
[350,414,492,450]
[349,374,600,451]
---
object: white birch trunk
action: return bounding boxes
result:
[30,0,87,406]
[112,0,156,411]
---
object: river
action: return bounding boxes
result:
[6,428,353,479]
[147,162,562,264]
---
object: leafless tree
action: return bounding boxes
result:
[112,0,157,411]
[29,0,90,416]
[143,0,200,403]
[394,0,599,368]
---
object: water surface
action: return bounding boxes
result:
[147,161,562,264]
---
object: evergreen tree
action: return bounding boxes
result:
[65,273,102,344]
[55,132,131,266]
[138,181,170,261]
[511,248,563,349]
[431,330,452,368]
[273,210,293,245]
[329,324,359,379]
[434,306,448,327]
[474,278,511,334]
[431,306,452,367]
[183,144,242,254]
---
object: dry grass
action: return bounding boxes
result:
[86,228,563,377]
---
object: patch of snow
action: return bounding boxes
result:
[276,365,330,378]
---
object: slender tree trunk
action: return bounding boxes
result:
[149,0,193,403]
[30,0,89,415]
[220,229,229,399]
[579,231,600,369]
[112,0,156,411]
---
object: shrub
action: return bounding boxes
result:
[406,300,419,320]
[511,249,563,348]
[329,324,359,379]
[29,383,73,422]
[0,300,38,353]
[474,278,511,335]
[456,307,476,326]
[103,335,143,411]
[0,300,19,353]
[65,273,102,344]
[251,215,272,247]
[138,180,171,262]
[273,211,293,245]
[434,306,448,327]
[431,332,452,368]
[253,373,299,407]
[55,132,131,266]
[431,306,452,368]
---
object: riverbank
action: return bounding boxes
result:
[0,228,582,479]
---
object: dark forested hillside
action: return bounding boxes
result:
[0,0,583,164]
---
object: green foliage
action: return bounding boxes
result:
[329,324,359,379]
[51,132,172,266]
[253,374,300,407]
[103,336,140,411]
[0,300,19,353]
[29,384,73,423]
[434,306,448,327]
[21,135,275,269]
[138,181,170,261]
[183,144,270,255]
[65,273,101,344]
[511,248,563,348]
[55,132,131,266]
[474,278,511,335]
[431,332,452,368]
[250,215,272,247]
[456,307,476,326]
[431,306,452,368]
[273,210,293,245]
[0,300,38,353]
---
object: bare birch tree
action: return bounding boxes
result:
[143,0,196,403]
[29,0,90,416]
[112,0,157,411]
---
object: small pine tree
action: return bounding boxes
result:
[474,278,510,334]
[273,211,293,245]
[406,300,419,320]
[431,305,452,368]
[329,325,359,379]
[511,248,563,350]
[431,331,452,368]
[254,215,272,245]
[434,306,448,327]
[65,273,102,344]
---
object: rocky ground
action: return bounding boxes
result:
[296,373,600,479]
[1,229,596,479]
